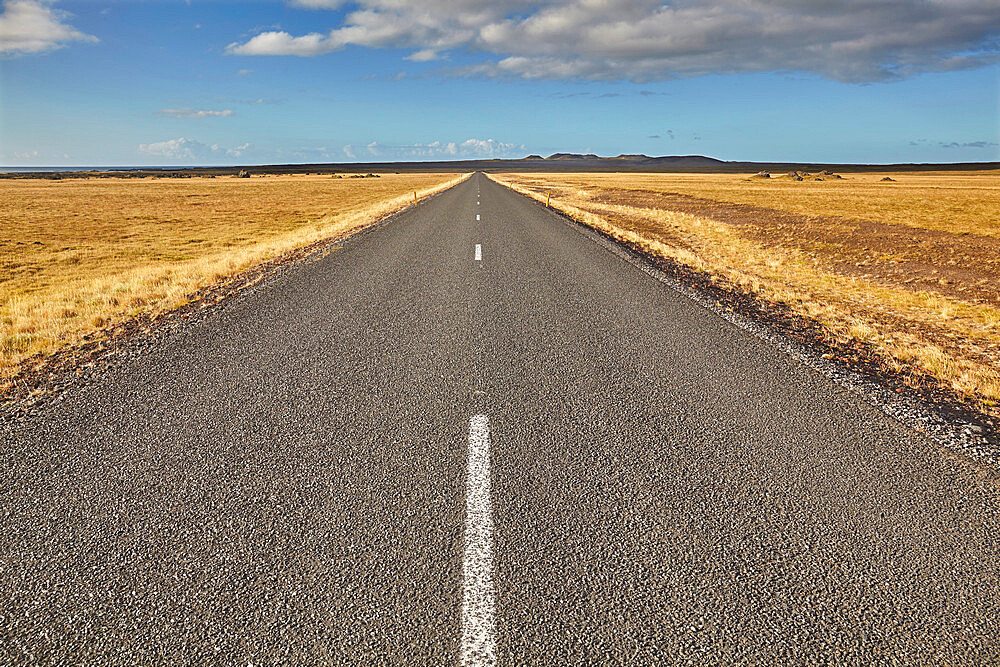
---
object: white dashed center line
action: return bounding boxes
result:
[476,214,481,220]
[475,244,482,261]
[462,414,496,667]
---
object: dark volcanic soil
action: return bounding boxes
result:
[590,188,1000,307]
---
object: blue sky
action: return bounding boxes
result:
[1,0,998,166]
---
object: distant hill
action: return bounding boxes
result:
[538,153,727,169]
[546,153,600,160]
[3,153,997,179]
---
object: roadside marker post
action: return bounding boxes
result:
[414,191,418,206]
[546,191,550,207]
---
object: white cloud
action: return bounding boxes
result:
[138,138,207,160]
[128,137,522,164]
[236,68,253,76]
[159,108,235,119]
[342,138,523,161]
[137,138,252,161]
[228,142,252,157]
[405,48,440,62]
[457,138,520,157]
[224,0,1000,82]
[226,30,332,56]
[0,0,97,56]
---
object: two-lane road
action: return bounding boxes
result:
[2,173,997,664]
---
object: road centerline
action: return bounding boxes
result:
[462,414,497,667]
[475,244,482,261]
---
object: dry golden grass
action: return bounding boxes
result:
[491,171,1000,413]
[511,170,1000,237]
[1,172,467,390]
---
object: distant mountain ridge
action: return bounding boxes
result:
[4,153,997,178]
[536,153,725,167]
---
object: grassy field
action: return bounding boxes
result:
[491,170,1000,414]
[0,172,466,392]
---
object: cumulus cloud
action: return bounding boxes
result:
[138,138,252,161]
[456,138,522,157]
[343,138,522,160]
[0,0,97,56]
[159,108,235,119]
[227,30,331,56]
[406,48,440,62]
[138,138,206,160]
[225,142,252,157]
[132,136,527,164]
[224,0,1000,83]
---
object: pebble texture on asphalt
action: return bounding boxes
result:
[1,173,998,664]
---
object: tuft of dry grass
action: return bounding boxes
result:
[490,171,1000,414]
[1,172,467,391]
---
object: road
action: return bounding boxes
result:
[2,172,998,664]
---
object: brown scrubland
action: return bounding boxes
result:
[0,173,466,393]
[491,170,1000,416]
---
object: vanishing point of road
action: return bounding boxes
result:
[2,173,997,664]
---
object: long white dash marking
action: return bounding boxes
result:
[475,244,482,261]
[462,414,496,666]
[476,214,481,220]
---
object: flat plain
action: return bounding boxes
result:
[493,170,1000,415]
[3,174,997,663]
[0,172,464,393]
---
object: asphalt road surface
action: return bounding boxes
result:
[2,173,998,665]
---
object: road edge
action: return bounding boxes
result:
[484,173,998,471]
[1,173,472,421]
